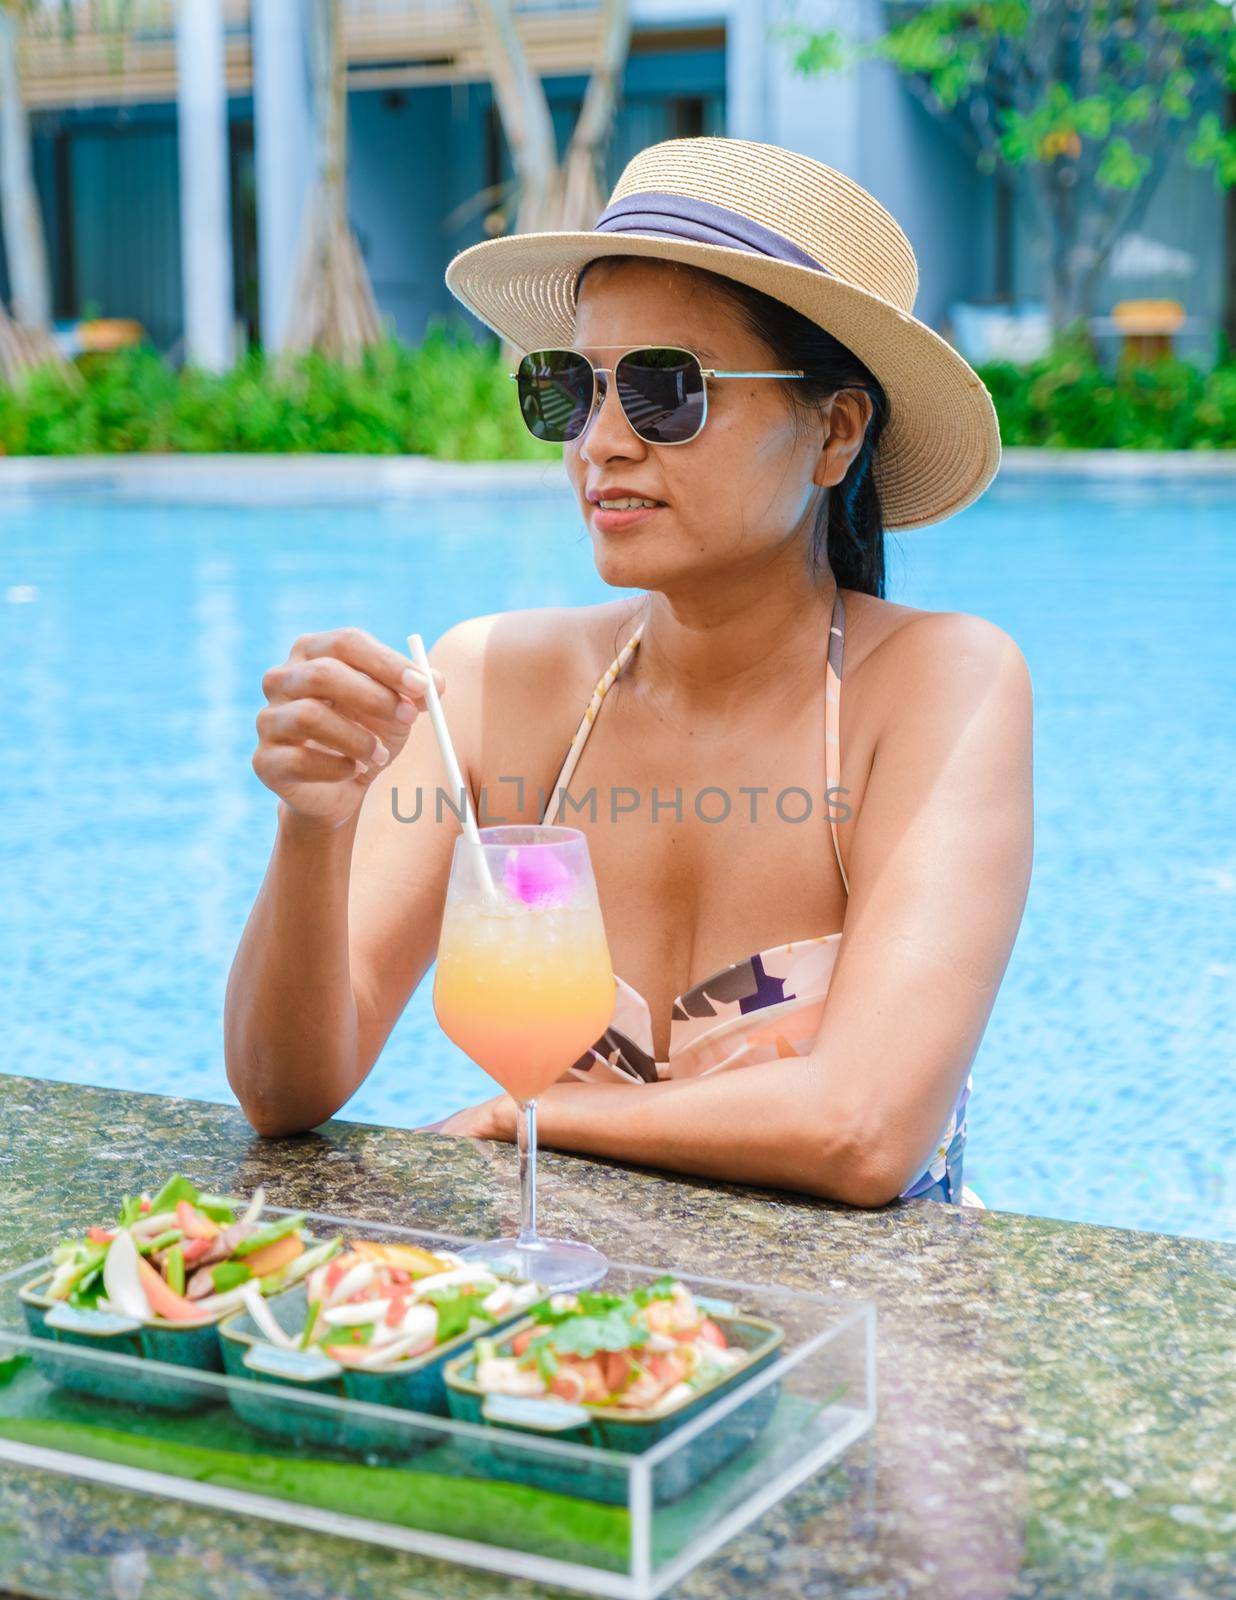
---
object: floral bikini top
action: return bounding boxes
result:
[541,591,975,1206]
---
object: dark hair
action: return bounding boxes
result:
[575,256,890,597]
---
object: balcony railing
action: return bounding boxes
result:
[20,0,612,109]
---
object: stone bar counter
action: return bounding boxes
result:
[0,1076,1231,1599]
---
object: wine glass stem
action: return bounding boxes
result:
[516,1097,538,1249]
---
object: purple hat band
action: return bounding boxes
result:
[592,190,832,276]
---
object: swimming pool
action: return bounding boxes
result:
[2,466,1233,1242]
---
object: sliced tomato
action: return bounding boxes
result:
[243,1234,304,1279]
[175,1200,219,1241]
[385,1293,408,1328]
[136,1257,208,1322]
[603,1350,635,1394]
[511,1328,535,1358]
[549,1366,586,1403]
[324,1343,374,1368]
[324,1257,349,1295]
[697,1318,727,1349]
[87,1227,114,1245]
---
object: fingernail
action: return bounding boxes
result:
[402,667,427,691]
[394,699,416,724]
[353,758,368,776]
[371,740,390,766]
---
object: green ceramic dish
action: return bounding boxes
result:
[19,1235,335,1414]
[442,1307,785,1504]
[20,1268,238,1413]
[217,1280,540,1457]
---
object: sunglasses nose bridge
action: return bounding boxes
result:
[578,362,637,447]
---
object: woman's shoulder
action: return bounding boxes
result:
[425,600,645,784]
[429,598,643,685]
[843,589,1027,674]
[841,590,1032,737]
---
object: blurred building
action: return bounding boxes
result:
[5,0,1226,361]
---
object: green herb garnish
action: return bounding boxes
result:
[428,1289,490,1346]
[522,1277,676,1373]
[210,1261,252,1294]
[147,1175,200,1217]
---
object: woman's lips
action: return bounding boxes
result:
[590,503,666,532]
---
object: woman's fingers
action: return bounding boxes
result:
[252,627,445,828]
[253,742,368,788]
[257,698,392,767]
[263,652,440,733]
[289,627,445,703]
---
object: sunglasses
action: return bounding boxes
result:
[510,345,807,446]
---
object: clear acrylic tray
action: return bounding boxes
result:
[0,1208,875,1599]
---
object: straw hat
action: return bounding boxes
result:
[445,136,1002,531]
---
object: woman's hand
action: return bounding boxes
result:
[252,626,445,832]
[432,1094,516,1141]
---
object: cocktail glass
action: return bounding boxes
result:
[433,825,615,1290]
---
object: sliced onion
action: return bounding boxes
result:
[190,1286,251,1319]
[129,1211,179,1244]
[240,1282,295,1349]
[409,1265,498,1300]
[321,1299,389,1328]
[326,1260,376,1306]
[239,1186,266,1230]
[102,1229,151,1320]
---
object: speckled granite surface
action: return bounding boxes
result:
[0,1075,1231,1599]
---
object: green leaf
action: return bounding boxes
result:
[165,1245,185,1298]
[429,1289,490,1346]
[194,1194,239,1225]
[1097,135,1151,190]
[147,1176,200,1216]
[210,1261,252,1294]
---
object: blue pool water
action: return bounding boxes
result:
[2,469,1234,1242]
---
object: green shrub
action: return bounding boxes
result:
[0,321,561,462]
[975,337,1236,449]
[0,324,1231,456]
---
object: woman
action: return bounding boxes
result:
[226,137,1032,1208]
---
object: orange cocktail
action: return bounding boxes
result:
[432,825,615,1289]
[433,900,614,1101]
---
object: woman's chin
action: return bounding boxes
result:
[590,535,689,593]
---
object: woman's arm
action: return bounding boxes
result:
[444,613,1034,1206]
[225,626,471,1136]
[227,609,589,1138]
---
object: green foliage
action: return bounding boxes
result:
[976,338,1236,448]
[0,322,561,462]
[780,2,1236,199]
[1,328,1233,456]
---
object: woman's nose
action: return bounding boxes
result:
[580,371,645,460]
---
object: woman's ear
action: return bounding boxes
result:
[813,390,874,490]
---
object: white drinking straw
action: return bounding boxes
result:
[406,633,498,899]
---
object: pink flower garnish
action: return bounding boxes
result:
[503,847,573,907]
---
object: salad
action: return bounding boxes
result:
[472,1276,746,1414]
[42,1175,339,1325]
[239,1239,544,1372]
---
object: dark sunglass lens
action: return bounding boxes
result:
[615,347,705,444]
[516,350,594,442]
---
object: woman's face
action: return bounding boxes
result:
[564,257,867,597]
